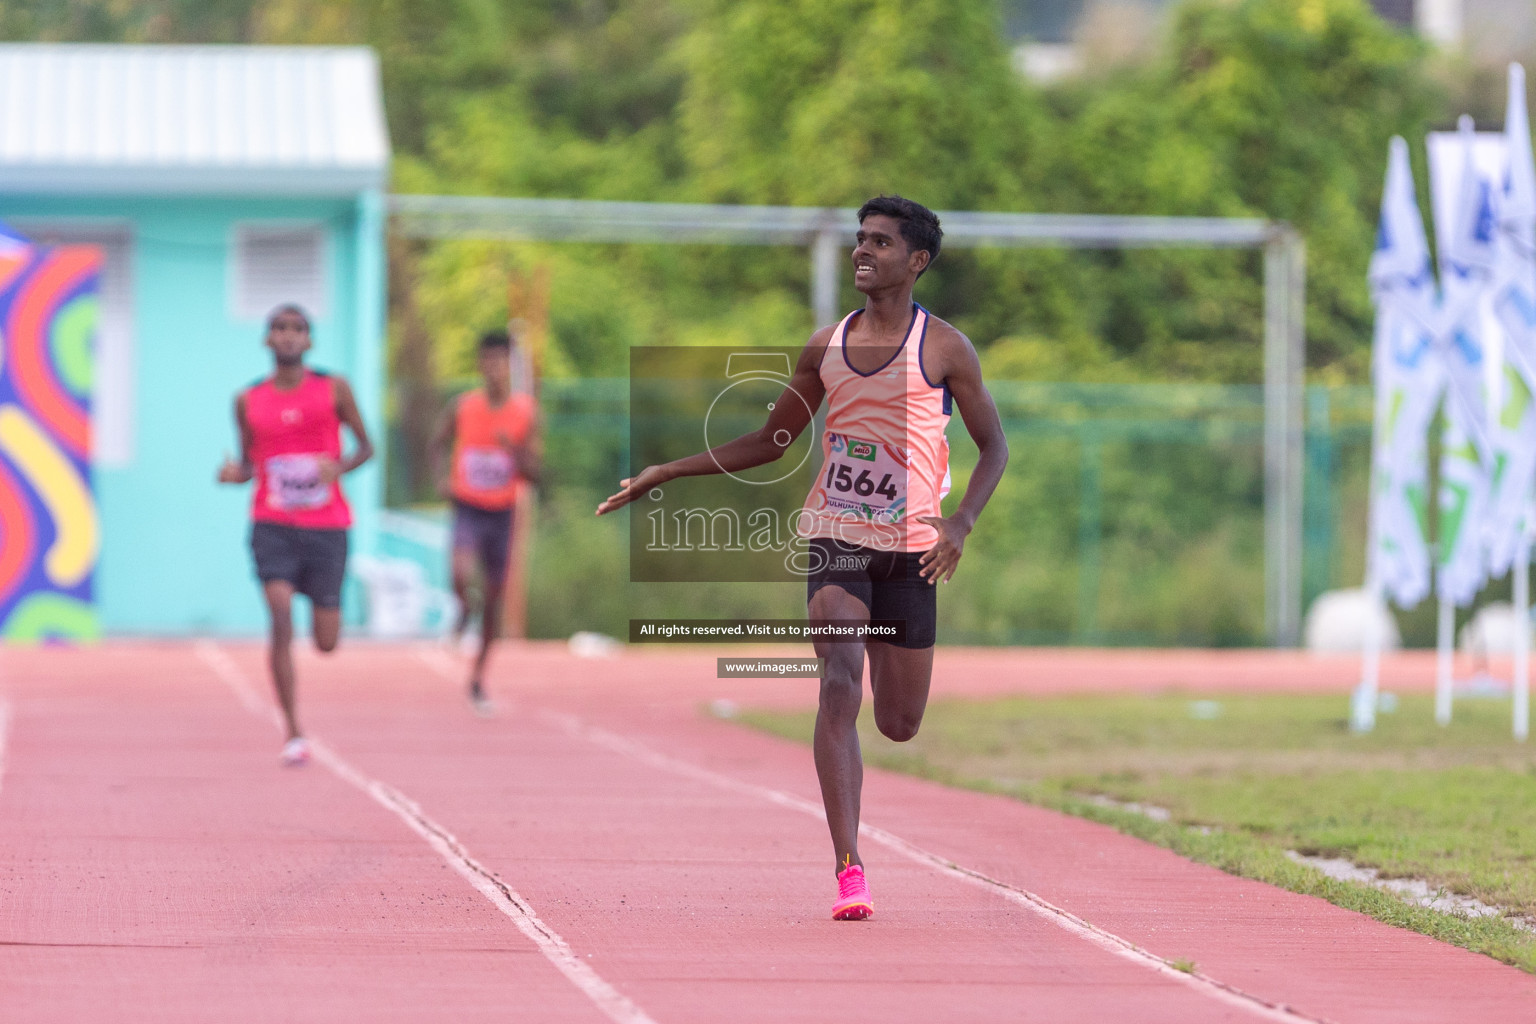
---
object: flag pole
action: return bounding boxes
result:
[1355,314,1387,734]
[1516,515,1532,740]
[1352,574,1383,733]
[1509,64,1535,743]
[501,265,549,641]
[1435,591,1455,725]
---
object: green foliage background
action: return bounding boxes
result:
[3,0,1462,381]
[6,0,1528,643]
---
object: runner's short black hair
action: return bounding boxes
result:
[267,303,311,331]
[479,330,513,352]
[857,195,942,277]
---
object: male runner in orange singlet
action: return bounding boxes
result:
[598,195,1009,919]
[218,305,374,765]
[432,330,540,714]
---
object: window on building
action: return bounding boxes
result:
[233,225,327,322]
[11,222,135,469]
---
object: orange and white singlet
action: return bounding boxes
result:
[799,304,952,552]
[449,389,537,511]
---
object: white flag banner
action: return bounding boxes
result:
[1367,137,1445,609]
[1487,64,1536,576]
[1429,120,1502,605]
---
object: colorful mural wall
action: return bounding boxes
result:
[0,227,100,642]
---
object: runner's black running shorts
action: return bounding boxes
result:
[805,537,936,649]
[250,523,349,609]
[451,500,515,587]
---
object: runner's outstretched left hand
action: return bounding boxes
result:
[597,465,669,516]
[916,515,969,585]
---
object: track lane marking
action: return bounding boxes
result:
[545,707,1331,1024]
[410,641,1328,1024]
[196,642,658,1024]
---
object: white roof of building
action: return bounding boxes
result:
[0,44,390,196]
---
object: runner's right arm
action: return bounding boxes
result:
[596,328,832,515]
[509,436,542,487]
[216,393,254,484]
[500,394,542,487]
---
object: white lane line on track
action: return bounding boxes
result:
[502,695,1331,1024]
[196,642,658,1024]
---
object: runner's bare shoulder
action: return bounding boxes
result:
[917,314,975,383]
[802,323,838,371]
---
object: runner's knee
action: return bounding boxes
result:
[267,611,293,645]
[818,672,861,719]
[450,550,475,588]
[874,707,922,742]
[312,611,341,654]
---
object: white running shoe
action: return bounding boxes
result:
[468,684,496,718]
[280,737,311,766]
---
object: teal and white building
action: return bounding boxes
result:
[0,44,390,634]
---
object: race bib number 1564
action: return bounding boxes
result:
[820,434,906,522]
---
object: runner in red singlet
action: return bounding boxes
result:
[217,305,374,765]
[431,330,540,714]
[598,196,1009,919]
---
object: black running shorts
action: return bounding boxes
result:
[451,500,515,587]
[805,537,936,649]
[250,522,349,609]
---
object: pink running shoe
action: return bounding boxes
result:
[832,863,873,920]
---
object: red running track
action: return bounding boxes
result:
[0,641,1530,1023]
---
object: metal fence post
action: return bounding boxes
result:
[1303,384,1335,610]
[1263,227,1306,647]
[811,221,840,328]
[1076,429,1103,644]
[1287,235,1308,647]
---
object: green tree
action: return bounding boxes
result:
[0,0,261,42]
[1032,0,1439,381]
[675,0,1040,209]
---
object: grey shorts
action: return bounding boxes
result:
[452,500,514,587]
[250,523,349,608]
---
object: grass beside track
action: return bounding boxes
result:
[740,692,1536,973]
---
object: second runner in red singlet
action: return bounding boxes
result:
[218,304,374,766]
